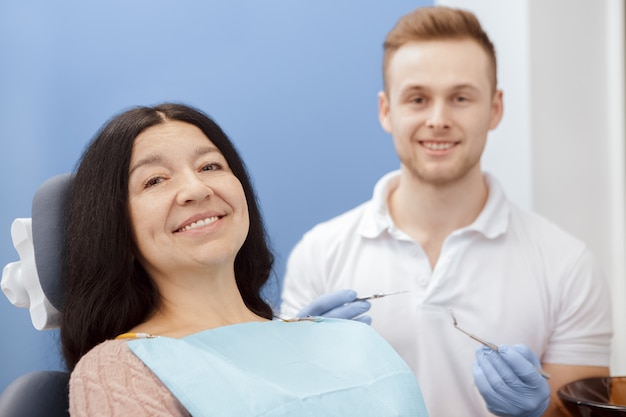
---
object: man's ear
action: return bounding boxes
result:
[489,89,504,130]
[378,91,392,133]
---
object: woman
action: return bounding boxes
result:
[62,103,428,416]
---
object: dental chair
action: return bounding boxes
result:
[0,174,73,417]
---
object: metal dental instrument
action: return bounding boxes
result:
[355,290,410,301]
[450,309,499,351]
[449,310,550,379]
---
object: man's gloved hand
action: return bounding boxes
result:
[473,344,550,417]
[296,289,372,324]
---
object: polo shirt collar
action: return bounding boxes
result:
[468,173,509,239]
[358,170,509,240]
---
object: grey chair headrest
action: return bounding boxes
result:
[32,173,73,312]
[1,174,73,330]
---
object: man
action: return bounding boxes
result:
[281,6,612,417]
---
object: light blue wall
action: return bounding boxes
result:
[0,1,432,390]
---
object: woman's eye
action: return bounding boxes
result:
[201,162,223,172]
[144,176,164,189]
[412,97,425,104]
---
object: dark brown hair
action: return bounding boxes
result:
[61,103,274,370]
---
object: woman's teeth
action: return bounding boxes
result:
[180,216,218,232]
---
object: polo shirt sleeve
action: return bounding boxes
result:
[543,248,613,367]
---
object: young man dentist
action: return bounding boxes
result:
[281,6,612,417]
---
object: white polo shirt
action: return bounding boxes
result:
[281,170,612,417]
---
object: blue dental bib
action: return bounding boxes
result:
[127,318,428,416]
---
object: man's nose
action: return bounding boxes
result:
[425,101,452,130]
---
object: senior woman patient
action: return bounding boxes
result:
[61,103,428,416]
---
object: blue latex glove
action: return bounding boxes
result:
[473,344,550,417]
[297,289,372,324]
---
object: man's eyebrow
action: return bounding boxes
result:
[397,85,428,98]
[402,85,428,92]
[402,83,481,93]
[450,83,481,92]
[129,145,220,176]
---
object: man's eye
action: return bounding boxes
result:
[413,97,425,104]
[455,96,468,102]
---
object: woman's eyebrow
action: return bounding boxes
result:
[195,145,220,157]
[129,154,164,177]
[129,146,221,176]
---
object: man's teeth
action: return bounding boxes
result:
[180,217,219,231]
[423,142,453,150]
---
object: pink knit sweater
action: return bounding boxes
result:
[69,339,190,416]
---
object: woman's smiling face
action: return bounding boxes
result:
[127,120,249,281]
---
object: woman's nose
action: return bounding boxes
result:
[175,173,214,205]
